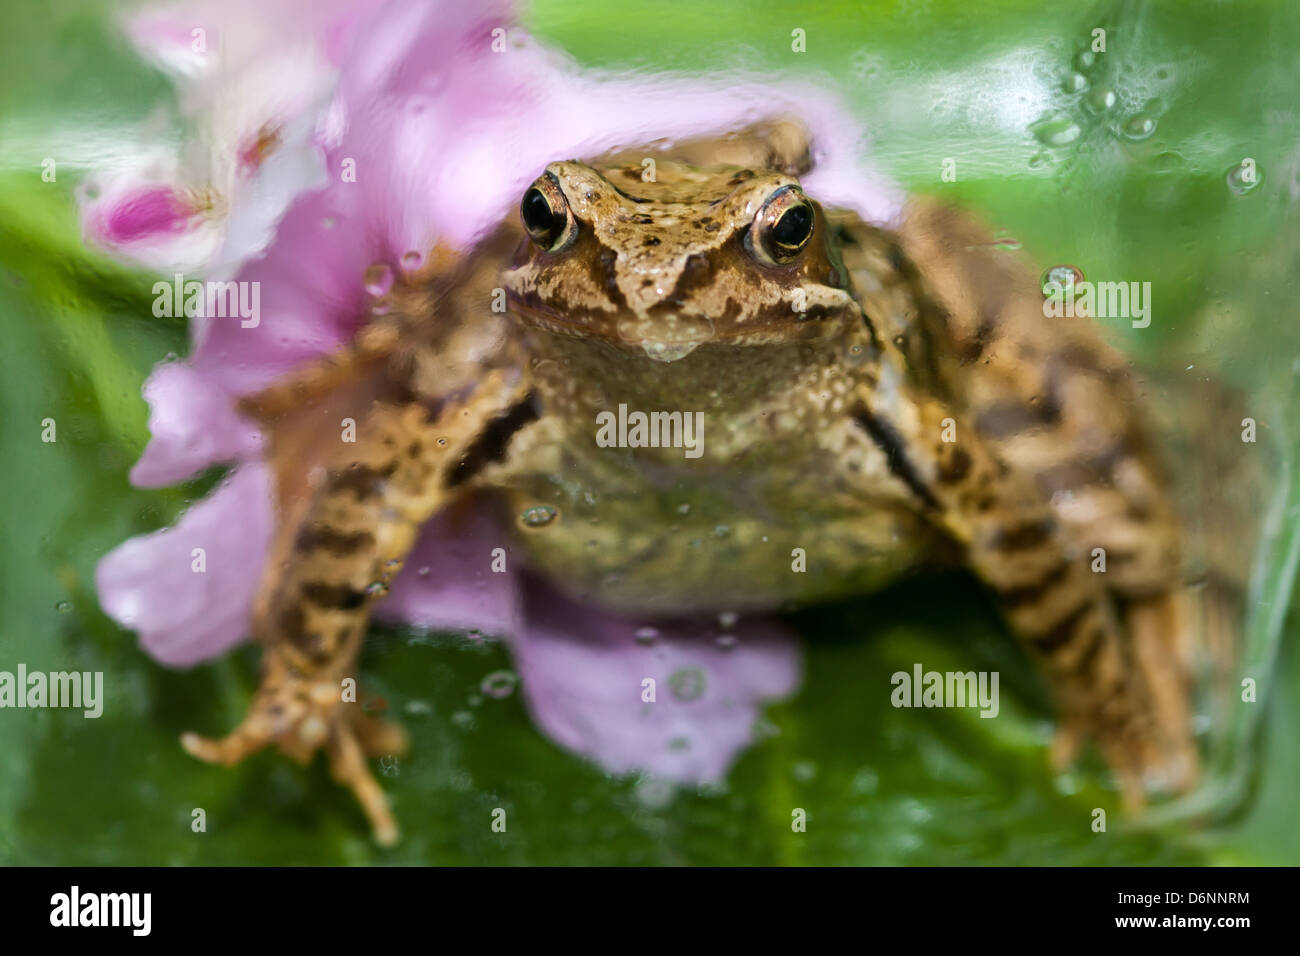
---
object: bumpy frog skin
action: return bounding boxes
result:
[180,121,1204,844]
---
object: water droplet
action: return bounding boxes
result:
[634,626,660,645]
[1226,161,1262,196]
[792,760,818,782]
[676,503,691,515]
[640,340,701,362]
[715,634,737,650]
[1083,86,1116,113]
[417,566,431,577]
[669,667,706,702]
[635,776,676,808]
[717,611,738,629]
[1075,50,1097,71]
[55,601,71,613]
[365,581,389,598]
[1061,72,1088,94]
[1029,114,1082,147]
[1041,264,1085,296]
[480,669,518,699]
[1152,151,1184,174]
[451,710,475,729]
[363,263,394,297]
[400,250,424,272]
[1121,113,1158,141]
[521,504,557,527]
[404,699,432,716]
[370,297,391,316]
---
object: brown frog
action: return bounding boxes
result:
[180,121,1206,844]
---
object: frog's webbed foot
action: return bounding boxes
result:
[185,368,536,844]
[182,678,409,845]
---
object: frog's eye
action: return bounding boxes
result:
[749,186,815,265]
[520,173,576,251]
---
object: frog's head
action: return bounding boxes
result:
[503,158,859,361]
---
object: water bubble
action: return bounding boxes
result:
[55,601,71,613]
[669,667,707,702]
[715,634,737,651]
[417,566,431,577]
[363,263,394,298]
[1041,264,1085,296]
[635,776,676,809]
[1121,113,1158,141]
[404,699,432,716]
[1029,114,1082,147]
[1226,161,1263,196]
[480,669,518,699]
[717,611,738,629]
[634,626,660,645]
[451,710,475,729]
[676,503,691,515]
[1075,50,1097,71]
[1152,151,1184,174]
[365,581,389,598]
[1028,151,1053,170]
[400,250,424,272]
[792,760,818,782]
[520,504,557,528]
[1061,72,1088,94]
[1083,86,1116,113]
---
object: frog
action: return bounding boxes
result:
[179,119,1206,845]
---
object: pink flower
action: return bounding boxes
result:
[96,0,898,784]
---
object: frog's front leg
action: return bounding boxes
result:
[849,385,1183,807]
[182,369,535,844]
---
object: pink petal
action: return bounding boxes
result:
[508,580,802,783]
[130,362,263,487]
[96,463,273,667]
[375,508,521,639]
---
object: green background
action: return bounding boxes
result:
[1,0,1297,864]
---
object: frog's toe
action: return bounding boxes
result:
[180,721,272,767]
[327,722,399,847]
[353,712,409,759]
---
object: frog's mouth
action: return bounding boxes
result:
[508,292,850,360]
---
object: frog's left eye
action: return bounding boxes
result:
[749,186,815,265]
[521,173,577,251]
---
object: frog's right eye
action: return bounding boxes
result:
[521,173,576,251]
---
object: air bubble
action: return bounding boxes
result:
[1083,86,1116,113]
[521,504,557,527]
[363,263,394,297]
[1041,264,1085,296]
[1226,162,1262,196]
[56,601,71,613]
[480,669,518,699]
[1029,114,1082,147]
[1121,113,1158,141]
[1061,72,1088,94]
[401,250,424,271]
[669,668,706,702]
[634,626,660,645]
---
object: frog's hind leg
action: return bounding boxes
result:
[851,390,1185,808]
[182,370,535,844]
